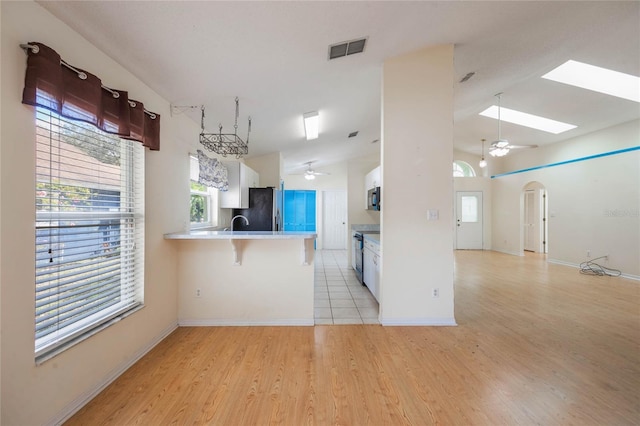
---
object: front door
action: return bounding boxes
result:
[456,191,483,250]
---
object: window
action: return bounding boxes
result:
[453,161,476,177]
[460,196,479,222]
[189,154,218,228]
[35,108,144,362]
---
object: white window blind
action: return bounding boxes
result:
[35,107,144,361]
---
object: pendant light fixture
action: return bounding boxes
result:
[479,138,487,168]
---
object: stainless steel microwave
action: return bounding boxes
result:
[367,187,381,211]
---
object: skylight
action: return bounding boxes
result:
[479,105,577,134]
[542,60,640,103]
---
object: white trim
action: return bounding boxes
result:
[492,248,524,257]
[546,258,577,268]
[47,321,178,426]
[179,319,314,326]
[547,258,640,281]
[380,317,457,326]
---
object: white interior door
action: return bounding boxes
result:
[456,191,483,249]
[322,190,347,249]
[524,190,537,252]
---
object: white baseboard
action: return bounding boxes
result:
[547,258,576,268]
[492,248,523,257]
[380,317,457,326]
[49,321,179,426]
[179,318,314,326]
[548,258,640,281]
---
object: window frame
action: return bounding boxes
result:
[189,154,219,229]
[34,107,145,363]
[453,160,476,177]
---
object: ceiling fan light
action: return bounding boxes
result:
[304,173,315,180]
[489,147,510,157]
[303,111,319,140]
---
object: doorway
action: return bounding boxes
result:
[522,182,548,254]
[455,191,483,249]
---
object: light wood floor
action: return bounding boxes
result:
[66,251,640,425]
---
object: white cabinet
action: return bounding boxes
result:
[220,162,260,208]
[363,236,380,302]
[364,166,381,209]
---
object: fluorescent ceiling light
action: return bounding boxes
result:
[303,111,319,140]
[542,60,640,103]
[479,105,576,134]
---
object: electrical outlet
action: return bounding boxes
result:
[196,288,201,298]
[432,288,439,298]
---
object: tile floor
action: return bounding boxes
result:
[314,249,380,325]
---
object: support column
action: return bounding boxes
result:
[380,45,456,325]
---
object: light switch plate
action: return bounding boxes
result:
[427,209,439,220]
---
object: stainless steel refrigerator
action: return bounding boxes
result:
[232,187,283,231]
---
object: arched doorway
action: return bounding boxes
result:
[522,182,548,254]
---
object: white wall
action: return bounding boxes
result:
[381,45,455,325]
[176,239,314,325]
[491,120,639,277]
[453,148,495,178]
[0,3,3,422]
[245,152,282,188]
[0,2,197,423]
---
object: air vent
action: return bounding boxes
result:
[329,37,367,60]
[460,72,476,83]
[348,131,359,138]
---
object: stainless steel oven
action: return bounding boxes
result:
[353,231,364,284]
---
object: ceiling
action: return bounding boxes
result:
[38,1,640,174]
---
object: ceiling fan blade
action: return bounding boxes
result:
[491,139,510,148]
[508,144,538,149]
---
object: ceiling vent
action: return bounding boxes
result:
[348,131,359,138]
[329,37,367,60]
[460,72,476,83]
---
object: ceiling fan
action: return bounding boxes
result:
[300,161,330,180]
[489,93,537,157]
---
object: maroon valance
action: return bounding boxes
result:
[21,42,160,151]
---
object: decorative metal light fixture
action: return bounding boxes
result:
[200,97,251,158]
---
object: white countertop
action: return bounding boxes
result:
[364,233,380,244]
[164,230,317,240]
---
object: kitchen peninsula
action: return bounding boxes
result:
[165,230,317,325]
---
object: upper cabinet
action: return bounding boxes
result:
[220,162,260,208]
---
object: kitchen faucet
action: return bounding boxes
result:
[230,215,249,231]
